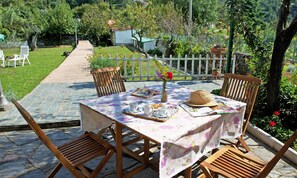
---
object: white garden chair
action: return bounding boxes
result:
[0,50,5,67]
[7,46,31,67]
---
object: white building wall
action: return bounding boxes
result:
[114,30,133,45]
[143,41,156,52]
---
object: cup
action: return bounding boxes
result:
[155,106,167,116]
[144,104,154,116]
[129,101,138,112]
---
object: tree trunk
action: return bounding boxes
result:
[267,38,286,113]
[29,32,39,51]
[267,0,297,114]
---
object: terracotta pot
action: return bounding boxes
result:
[210,47,226,57]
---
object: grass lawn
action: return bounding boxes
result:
[0,46,72,100]
[93,46,142,58]
[93,46,191,81]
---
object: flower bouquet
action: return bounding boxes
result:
[156,70,173,102]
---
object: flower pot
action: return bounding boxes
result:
[210,47,226,57]
[212,70,220,79]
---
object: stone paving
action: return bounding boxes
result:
[1,127,296,178]
[0,41,296,177]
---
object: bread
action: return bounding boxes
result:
[152,103,162,109]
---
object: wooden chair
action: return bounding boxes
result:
[199,130,297,178]
[12,99,114,178]
[220,73,261,152]
[91,66,126,97]
[90,66,126,137]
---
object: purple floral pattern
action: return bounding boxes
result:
[80,85,246,178]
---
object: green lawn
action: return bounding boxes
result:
[94,46,141,58]
[93,46,191,81]
[0,46,72,100]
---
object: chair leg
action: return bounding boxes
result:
[48,163,63,178]
[200,166,217,178]
[27,58,31,65]
[184,167,192,178]
[236,135,250,152]
[90,149,114,178]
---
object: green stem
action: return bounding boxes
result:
[163,80,167,91]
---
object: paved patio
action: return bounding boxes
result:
[0,41,296,177]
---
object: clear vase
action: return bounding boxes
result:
[161,80,167,102]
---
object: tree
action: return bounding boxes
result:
[117,3,157,55]
[153,2,184,56]
[267,0,297,113]
[225,0,270,76]
[151,0,218,28]
[79,3,111,46]
[47,1,74,43]
[0,4,27,41]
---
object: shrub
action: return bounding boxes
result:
[211,89,221,95]
[253,78,297,120]
[90,58,115,69]
[147,48,163,57]
[89,57,138,77]
[252,111,297,151]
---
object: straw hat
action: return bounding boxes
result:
[185,90,218,107]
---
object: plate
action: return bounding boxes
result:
[153,111,167,118]
[123,107,142,114]
[131,88,160,98]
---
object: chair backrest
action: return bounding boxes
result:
[0,50,4,59]
[12,99,60,154]
[91,66,126,97]
[220,73,261,134]
[20,45,29,59]
[258,130,297,177]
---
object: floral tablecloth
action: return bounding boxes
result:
[80,84,246,178]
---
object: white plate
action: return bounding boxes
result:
[123,107,142,114]
[153,112,167,118]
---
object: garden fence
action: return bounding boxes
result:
[97,54,236,81]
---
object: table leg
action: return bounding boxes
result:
[184,166,192,178]
[144,138,149,165]
[116,123,123,178]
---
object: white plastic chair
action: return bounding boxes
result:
[18,45,30,66]
[7,46,31,67]
[0,50,5,67]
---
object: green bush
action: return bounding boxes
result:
[147,48,163,57]
[90,58,115,69]
[211,89,221,95]
[253,78,297,120]
[251,78,297,151]
[251,112,297,151]
[89,57,138,77]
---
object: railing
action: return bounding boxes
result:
[98,54,236,81]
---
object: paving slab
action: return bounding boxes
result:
[41,40,93,83]
[0,127,296,178]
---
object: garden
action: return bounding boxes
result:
[0,46,72,100]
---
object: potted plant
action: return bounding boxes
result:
[210,44,226,57]
[212,68,220,79]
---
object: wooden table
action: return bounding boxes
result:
[80,85,246,178]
